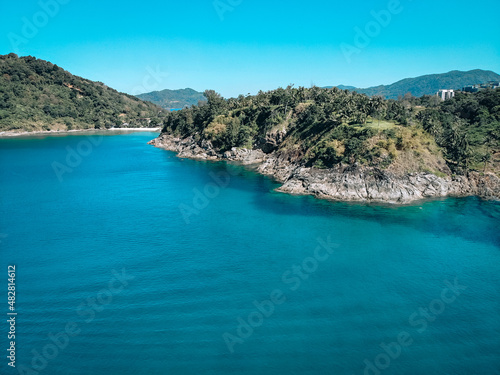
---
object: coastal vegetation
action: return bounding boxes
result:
[0,54,165,132]
[162,86,500,175]
[417,89,500,173]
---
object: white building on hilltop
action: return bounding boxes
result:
[437,89,455,101]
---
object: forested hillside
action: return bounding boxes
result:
[0,54,165,132]
[418,89,500,173]
[162,86,500,175]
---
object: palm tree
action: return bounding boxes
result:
[357,96,370,124]
[344,95,356,123]
[369,96,386,127]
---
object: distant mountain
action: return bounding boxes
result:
[0,53,164,132]
[329,69,500,99]
[136,88,206,110]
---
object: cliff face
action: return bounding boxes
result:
[148,134,500,204]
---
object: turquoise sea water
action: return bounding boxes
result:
[0,132,499,375]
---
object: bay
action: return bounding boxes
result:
[0,132,499,375]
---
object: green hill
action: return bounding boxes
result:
[136,88,206,110]
[329,69,500,99]
[0,53,165,132]
[161,86,500,175]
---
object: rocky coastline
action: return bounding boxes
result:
[148,133,500,204]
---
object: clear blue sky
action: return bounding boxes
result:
[1,0,499,98]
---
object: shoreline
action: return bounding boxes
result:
[0,127,161,138]
[149,133,500,205]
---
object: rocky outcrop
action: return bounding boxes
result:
[148,134,265,165]
[256,128,287,153]
[259,156,500,203]
[149,134,500,204]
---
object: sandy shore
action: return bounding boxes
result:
[0,127,161,138]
